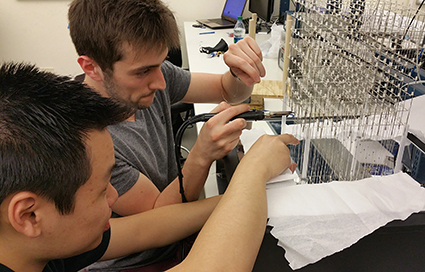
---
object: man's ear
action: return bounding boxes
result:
[77,55,104,82]
[8,192,43,238]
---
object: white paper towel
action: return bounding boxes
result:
[240,129,425,270]
[266,172,425,270]
[240,128,299,184]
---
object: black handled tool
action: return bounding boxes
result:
[174,109,292,203]
[196,109,292,122]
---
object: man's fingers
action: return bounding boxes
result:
[207,104,251,125]
[279,134,300,146]
[210,101,232,113]
[289,163,297,173]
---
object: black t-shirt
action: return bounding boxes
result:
[0,229,110,272]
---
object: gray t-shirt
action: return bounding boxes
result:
[86,60,191,271]
[109,60,190,195]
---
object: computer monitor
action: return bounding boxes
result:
[249,0,274,22]
[222,0,247,21]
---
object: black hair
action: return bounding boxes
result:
[0,62,133,214]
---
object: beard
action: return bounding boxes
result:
[103,73,154,110]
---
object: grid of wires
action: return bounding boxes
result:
[284,0,425,183]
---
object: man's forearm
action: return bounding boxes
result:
[169,134,297,271]
[171,164,269,271]
[103,195,221,261]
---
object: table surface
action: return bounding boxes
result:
[184,22,283,78]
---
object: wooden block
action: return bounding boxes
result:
[252,80,283,98]
[249,94,264,110]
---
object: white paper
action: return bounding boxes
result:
[241,128,425,269]
[240,128,298,184]
[266,172,425,269]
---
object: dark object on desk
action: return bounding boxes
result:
[242,17,272,34]
[199,38,229,54]
[253,212,425,272]
[249,0,274,23]
[407,132,425,154]
[196,0,247,29]
[196,18,236,30]
[402,133,425,184]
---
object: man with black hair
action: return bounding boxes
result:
[0,61,298,272]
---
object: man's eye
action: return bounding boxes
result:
[137,69,150,76]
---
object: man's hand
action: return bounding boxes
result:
[240,134,299,182]
[190,102,251,168]
[223,36,266,87]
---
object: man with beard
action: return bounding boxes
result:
[68,0,268,270]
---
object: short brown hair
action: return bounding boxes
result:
[68,0,180,73]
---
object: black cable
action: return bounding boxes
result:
[174,110,265,203]
[403,0,425,41]
[174,114,211,203]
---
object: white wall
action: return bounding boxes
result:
[0,0,239,76]
[0,0,77,76]
[1,0,422,76]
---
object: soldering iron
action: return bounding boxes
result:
[174,109,292,202]
[195,109,293,122]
